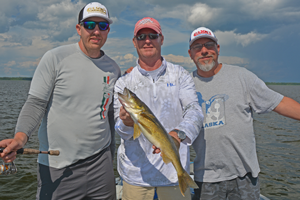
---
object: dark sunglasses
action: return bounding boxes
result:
[136,33,161,41]
[191,41,216,51]
[80,21,109,31]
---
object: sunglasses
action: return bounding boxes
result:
[191,41,216,51]
[136,33,161,41]
[80,21,109,31]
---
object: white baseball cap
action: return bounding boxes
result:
[78,2,113,24]
[189,27,217,46]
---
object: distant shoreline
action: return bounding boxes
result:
[0,77,32,81]
[0,77,299,85]
[265,82,300,85]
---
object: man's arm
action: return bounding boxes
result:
[273,96,300,120]
[173,68,204,144]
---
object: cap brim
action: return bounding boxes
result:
[189,35,218,46]
[134,25,161,36]
[81,14,113,24]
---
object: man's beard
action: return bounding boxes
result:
[196,56,216,72]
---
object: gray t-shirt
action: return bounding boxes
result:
[192,64,283,182]
[29,43,121,168]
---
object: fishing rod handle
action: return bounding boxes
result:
[0,148,60,156]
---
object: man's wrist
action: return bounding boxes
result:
[171,129,186,142]
[14,132,28,147]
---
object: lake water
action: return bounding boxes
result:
[0,80,299,200]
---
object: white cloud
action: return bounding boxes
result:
[112,53,137,66]
[187,3,221,26]
[110,17,118,24]
[163,54,195,71]
[215,30,268,47]
[241,0,283,19]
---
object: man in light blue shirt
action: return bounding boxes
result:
[114,17,204,200]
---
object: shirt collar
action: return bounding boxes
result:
[136,57,167,77]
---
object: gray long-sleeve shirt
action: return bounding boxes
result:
[17,43,120,169]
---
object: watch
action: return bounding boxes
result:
[172,129,186,142]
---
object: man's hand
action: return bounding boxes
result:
[119,106,134,127]
[152,145,161,154]
[124,67,134,74]
[0,132,28,163]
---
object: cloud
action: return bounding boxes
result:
[110,17,118,24]
[187,3,221,26]
[18,59,40,69]
[4,61,16,67]
[112,53,137,66]
[163,54,195,71]
[103,37,136,57]
[215,30,268,47]
[4,34,32,46]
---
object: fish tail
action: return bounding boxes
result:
[178,171,199,196]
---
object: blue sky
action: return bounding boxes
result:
[0,0,300,82]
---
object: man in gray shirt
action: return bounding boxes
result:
[188,27,300,200]
[0,2,120,200]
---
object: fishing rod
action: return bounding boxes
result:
[0,148,60,175]
[0,148,60,156]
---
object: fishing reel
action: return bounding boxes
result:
[0,147,59,175]
[0,160,17,175]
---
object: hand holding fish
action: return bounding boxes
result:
[152,131,181,154]
[124,66,134,75]
[119,106,134,127]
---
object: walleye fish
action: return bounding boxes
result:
[118,87,198,196]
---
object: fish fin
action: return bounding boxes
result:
[133,124,142,139]
[161,152,172,164]
[172,137,180,152]
[178,171,199,197]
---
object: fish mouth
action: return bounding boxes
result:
[118,93,127,106]
[118,88,131,108]
[118,96,127,108]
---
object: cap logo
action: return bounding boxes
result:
[87,7,107,15]
[194,30,212,37]
[139,19,153,25]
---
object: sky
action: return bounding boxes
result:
[0,0,300,82]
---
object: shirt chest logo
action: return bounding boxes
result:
[197,92,229,129]
[100,76,111,119]
[167,83,176,87]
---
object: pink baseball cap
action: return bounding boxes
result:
[134,17,162,36]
